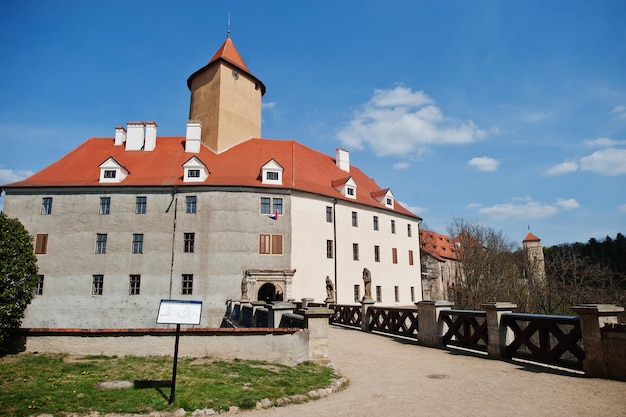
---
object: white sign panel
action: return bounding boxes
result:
[157,300,202,325]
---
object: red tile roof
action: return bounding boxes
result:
[187,37,266,95]
[420,230,459,261]
[208,37,250,72]
[523,232,541,242]
[2,137,419,219]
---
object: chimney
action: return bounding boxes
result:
[185,120,202,153]
[114,126,127,146]
[336,148,350,172]
[144,121,158,151]
[125,122,145,151]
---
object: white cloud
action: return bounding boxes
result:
[584,137,626,148]
[468,156,500,172]
[475,196,579,221]
[393,162,410,170]
[580,148,626,175]
[400,201,427,216]
[556,198,579,210]
[479,200,559,220]
[525,111,552,123]
[619,204,626,214]
[0,168,34,184]
[612,105,626,119]
[545,161,578,176]
[336,85,494,156]
[465,202,483,209]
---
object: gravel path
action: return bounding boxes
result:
[240,325,626,417]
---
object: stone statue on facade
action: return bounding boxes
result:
[362,268,372,301]
[241,275,250,302]
[325,276,335,301]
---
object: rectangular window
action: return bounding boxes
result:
[35,275,44,295]
[182,274,193,295]
[92,275,104,295]
[266,171,278,180]
[129,274,141,295]
[99,197,111,215]
[376,286,382,303]
[392,247,398,264]
[326,206,333,222]
[136,196,147,214]
[352,243,359,261]
[347,187,355,196]
[407,224,412,237]
[352,211,358,227]
[391,220,396,234]
[188,169,200,178]
[95,233,107,254]
[35,234,48,254]
[373,216,379,231]
[41,197,52,215]
[411,286,415,303]
[408,250,414,265]
[354,285,360,302]
[374,245,380,262]
[326,240,333,259]
[104,170,116,179]
[259,234,284,255]
[394,286,400,302]
[272,198,283,215]
[132,233,144,254]
[184,232,195,253]
[186,196,197,214]
[260,197,271,214]
[260,197,283,215]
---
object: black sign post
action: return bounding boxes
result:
[156,299,202,406]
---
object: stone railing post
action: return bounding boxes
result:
[305,307,334,364]
[267,302,296,328]
[301,297,315,310]
[416,300,453,347]
[481,302,517,359]
[572,304,625,379]
[360,299,375,332]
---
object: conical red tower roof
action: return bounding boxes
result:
[523,232,540,242]
[187,37,265,95]
[208,37,250,72]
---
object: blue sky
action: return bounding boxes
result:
[1,0,625,247]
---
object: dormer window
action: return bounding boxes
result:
[261,159,283,185]
[332,176,357,200]
[372,188,395,209]
[99,157,128,183]
[183,156,209,182]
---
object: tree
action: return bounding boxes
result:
[447,218,524,310]
[0,213,39,351]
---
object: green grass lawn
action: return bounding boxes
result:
[0,353,338,416]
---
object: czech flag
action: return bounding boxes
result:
[269,209,279,220]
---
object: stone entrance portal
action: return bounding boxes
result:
[244,269,295,302]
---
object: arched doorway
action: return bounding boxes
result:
[258,283,276,303]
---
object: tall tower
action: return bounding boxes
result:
[523,232,545,282]
[187,36,266,153]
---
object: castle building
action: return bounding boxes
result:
[1,36,423,328]
[522,232,546,282]
[419,229,461,301]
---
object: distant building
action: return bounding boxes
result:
[523,232,546,282]
[419,230,461,301]
[1,35,423,328]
